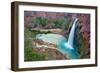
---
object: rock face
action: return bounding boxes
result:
[24,11,36,27]
[32,39,66,60]
[78,14,90,55]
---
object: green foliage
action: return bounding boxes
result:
[53,18,70,30]
[24,28,45,61]
[33,17,48,26]
[53,19,63,28]
[32,17,70,31]
[62,18,70,30]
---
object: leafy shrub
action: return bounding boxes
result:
[52,18,70,30]
[32,17,48,27]
[24,28,45,61]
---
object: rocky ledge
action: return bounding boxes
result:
[32,39,66,60]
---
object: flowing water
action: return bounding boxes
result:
[58,18,79,59]
[67,19,78,47]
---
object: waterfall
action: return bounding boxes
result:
[58,18,79,59]
[67,18,78,48]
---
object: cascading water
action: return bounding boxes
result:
[36,18,79,59]
[67,19,78,47]
[58,18,79,59]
